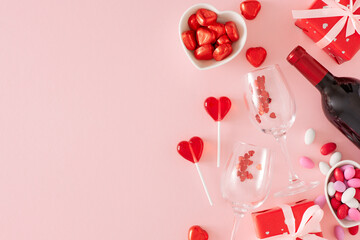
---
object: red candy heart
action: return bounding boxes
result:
[194,44,214,60]
[225,21,239,42]
[240,0,261,20]
[182,30,197,51]
[204,96,231,121]
[349,225,359,235]
[177,137,204,163]
[207,22,225,39]
[213,43,232,61]
[188,14,201,31]
[196,8,217,26]
[216,35,231,45]
[246,47,267,67]
[196,28,216,46]
[188,225,208,240]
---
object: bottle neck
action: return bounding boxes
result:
[316,72,335,92]
[287,46,330,87]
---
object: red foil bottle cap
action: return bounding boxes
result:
[287,46,329,86]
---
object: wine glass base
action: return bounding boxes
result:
[274,179,320,197]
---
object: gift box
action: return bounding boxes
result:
[293,0,360,64]
[252,200,325,240]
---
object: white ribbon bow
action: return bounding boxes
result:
[264,205,327,240]
[292,0,360,48]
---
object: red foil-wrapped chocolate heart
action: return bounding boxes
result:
[188,225,208,240]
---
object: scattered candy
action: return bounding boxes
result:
[182,8,239,61]
[334,225,344,240]
[341,188,356,203]
[337,204,349,219]
[319,161,331,175]
[334,168,345,182]
[269,112,276,118]
[330,152,342,166]
[177,137,213,206]
[334,181,346,192]
[314,195,326,209]
[348,178,360,188]
[348,225,359,235]
[346,198,360,209]
[304,128,316,145]
[331,197,342,210]
[355,168,360,178]
[348,208,360,221]
[204,97,231,168]
[246,47,267,67]
[188,225,208,240]
[344,167,356,180]
[240,0,261,20]
[328,182,336,197]
[299,156,315,169]
[320,142,337,155]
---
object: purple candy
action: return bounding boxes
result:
[340,164,354,171]
[334,225,345,240]
[314,195,326,209]
[334,181,346,192]
[348,178,360,188]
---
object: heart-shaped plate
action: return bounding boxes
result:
[325,160,360,228]
[179,3,247,70]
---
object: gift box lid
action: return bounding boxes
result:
[252,200,321,239]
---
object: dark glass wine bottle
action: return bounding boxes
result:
[287,46,360,149]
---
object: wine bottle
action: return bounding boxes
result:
[287,46,360,149]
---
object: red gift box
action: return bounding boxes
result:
[252,200,324,240]
[293,0,360,64]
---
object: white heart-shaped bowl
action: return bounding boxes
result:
[179,3,247,70]
[325,160,360,228]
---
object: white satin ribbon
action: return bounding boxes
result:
[292,0,360,48]
[264,205,327,240]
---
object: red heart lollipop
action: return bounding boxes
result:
[177,136,204,163]
[246,47,267,67]
[188,225,208,240]
[240,0,261,20]
[204,96,232,121]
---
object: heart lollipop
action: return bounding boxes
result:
[177,137,213,206]
[188,225,209,240]
[204,96,231,167]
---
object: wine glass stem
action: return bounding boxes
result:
[231,213,244,240]
[276,134,299,183]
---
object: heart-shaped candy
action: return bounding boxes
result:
[196,8,217,26]
[204,97,231,121]
[240,0,261,20]
[177,137,204,163]
[246,47,267,67]
[196,28,216,46]
[188,225,208,240]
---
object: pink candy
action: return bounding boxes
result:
[348,208,360,221]
[333,181,346,192]
[314,195,326,209]
[299,156,315,169]
[348,178,360,188]
[344,167,356,180]
[340,164,354,171]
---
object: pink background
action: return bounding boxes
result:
[0,0,360,239]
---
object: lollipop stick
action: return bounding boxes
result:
[217,121,221,168]
[195,162,213,206]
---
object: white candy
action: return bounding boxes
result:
[304,128,316,145]
[328,182,336,197]
[329,152,342,167]
[341,187,356,203]
[345,198,360,208]
[319,162,331,175]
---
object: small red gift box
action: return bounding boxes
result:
[252,200,324,240]
[293,0,360,64]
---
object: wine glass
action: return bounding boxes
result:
[221,142,272,240]
[244,64,319,197]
